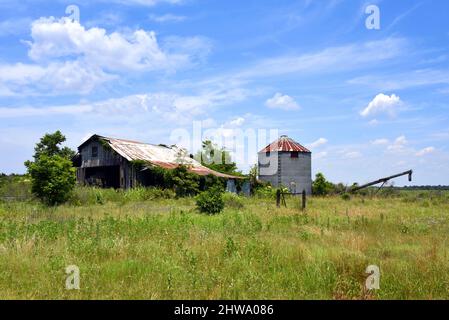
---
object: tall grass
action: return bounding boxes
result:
[68,186,176,206]
[0,187,448,299]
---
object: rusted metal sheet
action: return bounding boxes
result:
[91,135,242,179]
[259,135,311,153]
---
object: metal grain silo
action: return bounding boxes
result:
[258,135,312,194]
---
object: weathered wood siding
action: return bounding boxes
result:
[76,139,138,189]
[79,140,122,168]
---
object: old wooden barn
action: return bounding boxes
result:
[73,134,243,190]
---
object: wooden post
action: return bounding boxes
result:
[301,189,306,211]
[276,189,281,208]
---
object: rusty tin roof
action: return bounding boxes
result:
[81,135,242,179]
[259,135,311,153]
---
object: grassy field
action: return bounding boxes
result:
[0,185,449,300]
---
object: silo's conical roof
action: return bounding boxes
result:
[259,135,311,153]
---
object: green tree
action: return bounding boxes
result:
[195,140,239,175]
[312,173,333,196]
[200,174,226,192]
[169,165,200,197]
[25,131,76,205]
[248,164,258,184]
[248,164,265,192]
[31,130,75,160]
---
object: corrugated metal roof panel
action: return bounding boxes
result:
[93,135,242,179]
[259,135,311,153]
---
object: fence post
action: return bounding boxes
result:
[276,189,281,208]
[301,189,306,211]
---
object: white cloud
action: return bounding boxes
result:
[342,151,362,159]
[265,92,300,110]
[416,147,435,157]
[162,35,212,65]
[394,135,407,145]
[178,38,407,101]
[387,135,408,152]
[238,38,406,79]
[371,138,389,145]
[0,61,115,96]
[360,93,403,117]
[348,69,449,91]
[0,104,93,117]
[308,138,328,149]
[0,63,46,84]
[0,17,211,96]
[229,117,245,127]
[0,95,157,119]
[201,118,217,128]
[314,151,328,159]
[28,17,199,72]
[0,87,249,123]
[395,160,407,167]
[149,14,186,23]
[85,12,124,28]
[207,116,248,140]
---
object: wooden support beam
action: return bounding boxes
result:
[301,189,306,211]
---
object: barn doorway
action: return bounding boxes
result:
[85,166,120,188]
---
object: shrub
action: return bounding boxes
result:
[332,183,347,194]
[151,188,176,199]
[254,185,276,199]
[94,189,105,204]
[341,193,351,201]
[200,174,226,192]
[223,192,244,209]
[377,186,400,198]
[312,173,333,196]
[25,131,76,206]
[196,187,225,215]
[26,155,76,205]
[169,165,200,197]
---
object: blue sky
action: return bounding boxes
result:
[0,0,448,186]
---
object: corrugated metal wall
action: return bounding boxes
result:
[258,151,312,195]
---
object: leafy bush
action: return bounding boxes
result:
[125,160,201,197]
[223,192,244,209]
[200,174,226,192]
[254,185,276,199]
[94,189,105,205]
[332,183,347,194]
[26,155,76,205]
[341,193,351,201]
[377,186,400,198]
[312,173,333,196]
[25,131,76,206]
[196,187,225,215]
[168,165,200,197]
